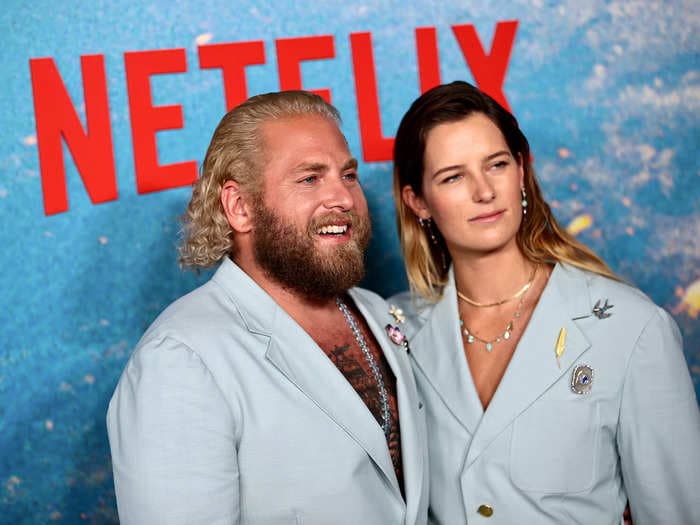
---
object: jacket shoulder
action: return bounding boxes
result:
[562,264,680,357]
[148,279,241,337]
[566,265,659,319]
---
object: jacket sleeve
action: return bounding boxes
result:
[617,307,700,525]
[107,336,239,525]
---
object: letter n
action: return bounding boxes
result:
[29,55,117,215]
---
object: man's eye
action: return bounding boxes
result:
[343,172,358,181]
[300,176,317,184]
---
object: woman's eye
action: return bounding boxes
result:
[441,174,461,184]
[491,160,509,170]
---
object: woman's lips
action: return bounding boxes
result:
[469,209,506,223]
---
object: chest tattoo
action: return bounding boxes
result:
[324,340,405,495]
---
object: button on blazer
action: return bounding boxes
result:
[392,263,700,525]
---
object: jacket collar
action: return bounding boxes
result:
[465,263,592,466]
[211,258,418,509]
[409,267,484,435]
[410,263,594,462]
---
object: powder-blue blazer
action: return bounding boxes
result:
[392,263,700,525]
[107,258,428,524]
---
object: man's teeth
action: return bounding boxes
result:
[318,225,348,234]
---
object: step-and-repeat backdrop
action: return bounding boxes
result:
[2,1,698,522]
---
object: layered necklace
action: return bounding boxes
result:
[336,297,391,438]
[457,265,537,352]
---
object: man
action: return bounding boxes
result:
[107,91,428,524]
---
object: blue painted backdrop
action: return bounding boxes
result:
[2,1,698,522]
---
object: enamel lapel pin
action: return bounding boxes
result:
[571,364,594,394]
[555,327,566,368]
[572,298,615,321]
[592,299,614,319]
[386,304,410,353]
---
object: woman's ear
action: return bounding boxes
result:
[402,185,432,220]
[221,180,253,233]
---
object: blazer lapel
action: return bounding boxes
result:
[351,289,424,523]
[264,307,402,499]
[465,263,593,467]
[409,274,484,436]
[213,259,401,499]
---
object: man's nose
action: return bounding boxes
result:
[322,177,354,211]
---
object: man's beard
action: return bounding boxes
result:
[251,199,371,300]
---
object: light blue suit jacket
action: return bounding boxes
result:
[392,263,700,525]
[107,258,428,524]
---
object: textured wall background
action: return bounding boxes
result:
[1,1,698,522]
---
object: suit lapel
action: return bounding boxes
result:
[465,263,593,467]
[212,259,401,499]
[351,289,424,523]
[409,274,484,435]
[264,304,402,499]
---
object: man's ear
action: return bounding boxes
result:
[221,180,253,233]
[401,184,431,220]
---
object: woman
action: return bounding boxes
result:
[391,81,700,524]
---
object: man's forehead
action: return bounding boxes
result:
[260,113,338,135]
[258,115,353,167]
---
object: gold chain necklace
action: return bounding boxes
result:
[457,265,537,307]
[458,266,538,352]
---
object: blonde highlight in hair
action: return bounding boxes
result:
[178,90,341,268]
[393,81,617,302]
[393,173,450,302]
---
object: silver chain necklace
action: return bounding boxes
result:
[336,297,391,438]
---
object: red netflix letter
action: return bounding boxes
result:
[416,27,441,93]
[125,48,197,194]
[349,32,393,162]
[29,55,117,215]
[198,41,266,111]
[452,21,518,112]
[276,35,335,103]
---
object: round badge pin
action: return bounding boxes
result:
[571,364,594,395]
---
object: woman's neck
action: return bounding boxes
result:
[452,245,536,306]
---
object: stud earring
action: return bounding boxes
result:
[521,188,528,215]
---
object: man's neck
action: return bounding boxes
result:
[232,252,345,332]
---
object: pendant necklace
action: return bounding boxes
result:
[336,297,391,438]
[458,266,537,352]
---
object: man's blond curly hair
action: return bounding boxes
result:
[178,90,341,268]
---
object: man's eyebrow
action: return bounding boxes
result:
[293,158,358,173]
[343,158,359,171]
[294,162,329,173]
